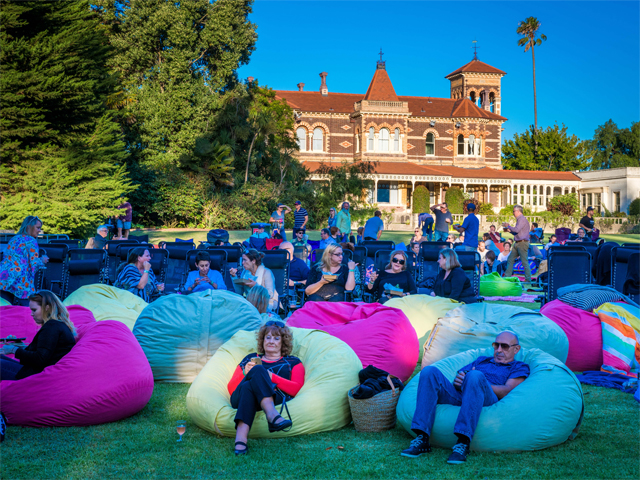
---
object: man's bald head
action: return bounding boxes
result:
[279,241,294,260]
[493,331,520,364]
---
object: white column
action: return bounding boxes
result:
[410,179,416,223]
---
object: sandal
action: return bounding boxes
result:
[234,441,248,456]
[267,414,292,433]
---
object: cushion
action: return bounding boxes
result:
[63,284,148,330]
[186,327,361,438]
[541,299,603,371]
[422,303,569,367]
[384,295,460,361]
[479,272,523,297]
[594,302,640,377]
[1,321,154,426]
[286,302,418,381]
[133,290,263,383]
[559,290,625,312]
[397,347,584,452]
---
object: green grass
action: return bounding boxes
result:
[3,382,638,479]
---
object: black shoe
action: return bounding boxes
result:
[267,414,292,433]
[447,443,470,464]
[234,441,248,456]
[400,434,431,458]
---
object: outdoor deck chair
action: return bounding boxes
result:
[49,239,83,248]
[117,245,168,285]
[207,229,230,245]
[162,242,195,293]
[262,250,291,316]
[114,243,154,275]
[207,245,243,291]
[456,251,482,300]
[545,250,592,305]
[622,252,639,303]
[105,239,140,284]
[554,228,572,244]
[360,240,395,260]
[180,249,226,292]
[40,244,69,296]
[129,234,150,244]
[62,249,107,299]
[611,245,640,295]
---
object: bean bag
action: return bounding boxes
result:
[397,347,584,452]
[286,302,418,381]
[1,320,154,426]
[479,272,523,297]
[0,297,10,306]
[133,290,263,383]
[63,284,148,330]
[541,299,603,371]
[385,295,460,361]
[187,327,361,438]
[422,303,569,367]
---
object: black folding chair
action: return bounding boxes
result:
[361,240,395,260]
[180,249,227,292]
[40,244,69,296]
[161,242,195,293]
[49,239,83,248]
[545,251,592,304]
[63,249,107,299]
[117,245,168,285]
[419,243,448,287]
[456,251,482,299]
[207,245,243,291]
[128,234,150,244]
[311,248,325,264]
[611,245,640,295]
[105,239,140,284]
[623,252,639,303]
[114,243,154,277]
[37,234,70,244]
[263,250,291,316]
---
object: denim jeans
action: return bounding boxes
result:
[1,355,22,381]
[434,230,449,242]
[411,367,498,441]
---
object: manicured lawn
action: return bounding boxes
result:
[3,381,638,479]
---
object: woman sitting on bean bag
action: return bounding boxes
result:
[431,248,476,304]
[1,290,76,380]
[305,244,356,302]
[226,321,305,456]
[115,247,165,303]
[230,249,278,312]
[366,250,417,303]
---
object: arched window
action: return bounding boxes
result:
[296,127,306,152]
[379,128,389,152]
[478,92,484,108]
[457,134,465,155]
[368,127,374,151]
[489,93,495,113]
[393,128,400,152]
[425,132,435,155]
[476,137,482,156]
[313,128,324,152]
[469,91,476,104]
[356,131,360,153]
[468,134,476,155]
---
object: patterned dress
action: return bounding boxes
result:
[114,264,159,303]
[0,235,44,299]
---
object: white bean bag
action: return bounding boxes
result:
[397,347,584,452]
[133,290,263,383]
[186,327,362,438]
[422,303,569,367]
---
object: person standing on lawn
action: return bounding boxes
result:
[293,201,308,233]
[401,331,529,464]
[430,203,453,242]
[336,202,352,242]
[117,200,132,239]
[269,203,291,241]
[579,207,596,240]
[452,203,479,251]
[363,210,384,241]
[502,205,532,283]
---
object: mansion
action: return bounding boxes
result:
[274,56,633,215]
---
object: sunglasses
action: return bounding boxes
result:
[265,320,285,328]
[333,252,343,257]
[392,258,405,265]
[492,342,519,350]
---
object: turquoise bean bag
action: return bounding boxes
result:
[422,303,569,367]
[479,272,522,297]
[397,347,584,452]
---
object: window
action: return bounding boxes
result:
[489,93,495,113]
[478,92,484,108]
[296,127,306,152]
[377,182,390,203]
[467,134,476,155]
[457,134,465,155]
[368,127,374,151]
[469,91,476,104]
[614,191,621,212]
[356,131,360,153]
[393,128,400,152]
[313,128,323,152]
[379,128,389,152]
[425,132,435,155]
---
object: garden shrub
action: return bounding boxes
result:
[627,198,640,216]
[445,187,465,214]
[478,203,495,215]
[412,186,430,213]
[547,193,579,216]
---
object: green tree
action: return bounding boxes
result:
[445,187,465,214]
[586,120,640,170]
[412,185,430,213]
[517,16,547,155]
[502,124,587,171]
[0,0,131,237]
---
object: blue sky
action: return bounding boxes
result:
[238,1,640,144]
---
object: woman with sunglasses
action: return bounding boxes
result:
[304,244,356,302]
[226,321,305,456]
[410,228,425,245]
[366,250,417,303]
[431,248,477,304]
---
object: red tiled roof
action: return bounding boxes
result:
[363,68,399,102]
[445,59,507,78]
[302,161,580,181]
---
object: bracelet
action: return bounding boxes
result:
[349,269,356,273]
[143,270,150,274]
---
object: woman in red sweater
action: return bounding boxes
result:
[227,321,305,456]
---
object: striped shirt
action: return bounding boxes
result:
[294,207,308,229]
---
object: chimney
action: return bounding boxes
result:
[297,82,305,92]
[319,72,328,96]
[247,76,254,83]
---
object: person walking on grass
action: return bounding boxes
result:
[336,202,352,242]
[502,205,532,283]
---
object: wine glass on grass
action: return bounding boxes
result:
[176,420,186,442]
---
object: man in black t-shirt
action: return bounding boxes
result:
[579,207,596,239]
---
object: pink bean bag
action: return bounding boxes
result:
[540,299,603,372]
[1,320,154,426]
[287,302,418,382]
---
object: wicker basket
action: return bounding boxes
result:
[348,376,401,433]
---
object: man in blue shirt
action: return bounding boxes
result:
[293,200,309,233]
[453,203,479,251]
[401,331,530,464]
[418,212,434,241]
[363,210,384,241]
[319,228,337,249]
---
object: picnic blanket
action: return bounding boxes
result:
[594,302,640,379]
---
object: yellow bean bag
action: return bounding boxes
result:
[397,347,584,452]
[63,284,148,330]
[133,290,263,383]
[385,294,460,361]
[186,327,362,438]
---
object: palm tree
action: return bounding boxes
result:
[517,17,547,154]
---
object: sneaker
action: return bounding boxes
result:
[400,434,431,458]
[447,443,470,464]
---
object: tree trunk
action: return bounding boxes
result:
[245,132,258,184]
[531,42,538,159]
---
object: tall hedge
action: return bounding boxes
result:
[629,198,640,216]
[412,185,430,213]
[445,187,465,214]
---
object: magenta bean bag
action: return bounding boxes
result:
[1,320,154,426]
[286,302,418,382]
[540,299,603,372]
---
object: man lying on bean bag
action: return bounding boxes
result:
[401,331,529,465]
